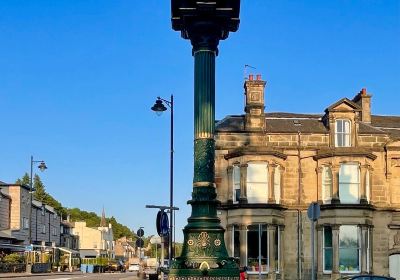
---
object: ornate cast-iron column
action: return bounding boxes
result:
[170,1,240,279]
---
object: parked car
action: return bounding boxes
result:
[128,263,140,272]
[105,260,126,273]
[339,275,395,280]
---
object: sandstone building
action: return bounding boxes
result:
[215,75,400,279]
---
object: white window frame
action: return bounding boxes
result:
[233,165,241,203]
[338,225,361,274]
[339,163,360,204]
[246,224,269,274]
[335,119,351,147]
[247,162,268,203]
[322,166,333,204]
[274,166,281,204]
[41,225,46,234]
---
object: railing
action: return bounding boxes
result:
[0,263,26,273]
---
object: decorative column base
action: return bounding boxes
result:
[168,186,239,280]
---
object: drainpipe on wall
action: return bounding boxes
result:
[297,131,303,280]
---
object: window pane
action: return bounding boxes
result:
[339,226,360,272]
[274,167,281,203]
[247,163,268,203]
[339,248,359,272]
[339,226,359,247]
[247,225,268,272]
[324,227,332,247]
[233,166,240,186]
[339,164,360,203]
[324,227,333,271]
[235,189,241,202]
[247,163,268,182]
[247,226,259,269]
[322,167,332,203]
[260,225,268,272]
[234,227,240,258]
[324,248,333,271]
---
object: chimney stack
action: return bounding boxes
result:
[244,74,266,131]
[353,88,372,123]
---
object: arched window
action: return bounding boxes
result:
[274,166,281,204]
[232,165,241,203]
[322,166,333,203]
[335,119,351,147]
[247,162,268,203]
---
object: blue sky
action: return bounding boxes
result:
[0,1,399,242]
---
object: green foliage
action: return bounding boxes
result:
[81,257,108,265]
[2,253,25,264]
[15,173,30,185]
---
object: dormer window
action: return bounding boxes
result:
[335,119,351,147]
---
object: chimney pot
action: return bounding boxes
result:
[249,74,253,81]
[361,88,367,95]
[256,74,261,80]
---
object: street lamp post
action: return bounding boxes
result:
[151,95,174,265]
[28,156,47,245]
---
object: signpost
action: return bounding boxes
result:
[307,202,321,280]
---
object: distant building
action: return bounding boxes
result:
[215,75,400,279]
[114,236,135,262]
[31,200,60,247]
[0,183,32,250]
[72,221,114,259]
[60,218,79,251]
[0,183,61,252]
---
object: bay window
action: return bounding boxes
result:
[339,164,360,203]
[247,162,268,203]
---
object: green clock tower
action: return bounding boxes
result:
[169,1,241,280]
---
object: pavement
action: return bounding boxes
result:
[0,271,140,279]
[0,271,80,278]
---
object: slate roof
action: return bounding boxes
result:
[216,112,400,139]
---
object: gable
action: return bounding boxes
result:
[325,98,361,113]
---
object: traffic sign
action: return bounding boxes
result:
[136,238,144,248]
[156,210,169,237]
[137,228,144,237]
[307,202,320,221]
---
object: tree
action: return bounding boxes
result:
[33,174,47,202]
[15,172,30,185]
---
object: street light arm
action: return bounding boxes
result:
[157,96,173,108]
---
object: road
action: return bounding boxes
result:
[4,272,140,280]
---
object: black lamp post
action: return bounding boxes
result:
[28,156,47,245]
[151,95,174,266]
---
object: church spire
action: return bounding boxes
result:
[100,207,107,227]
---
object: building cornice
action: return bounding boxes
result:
[313,148,377,161]
[224,147,287,160]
